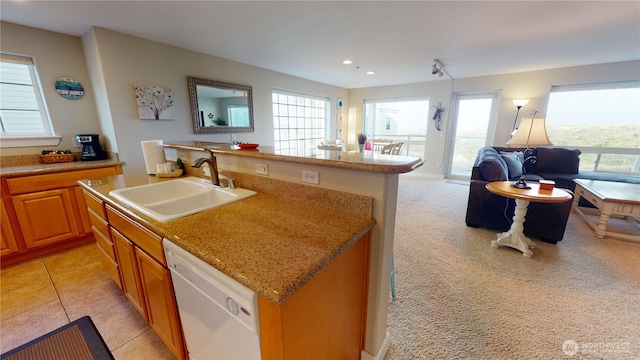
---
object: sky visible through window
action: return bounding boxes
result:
[546,87,640,126]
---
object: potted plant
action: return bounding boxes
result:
[357,133,367,152]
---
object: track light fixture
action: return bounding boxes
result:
[431,59,445,78]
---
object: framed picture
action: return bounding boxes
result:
[134,84,175,120]
[337,98,344,110]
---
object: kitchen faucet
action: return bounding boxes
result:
[192,154,220,186]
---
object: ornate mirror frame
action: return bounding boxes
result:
[188,76,254,134]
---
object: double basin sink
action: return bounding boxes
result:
[109,177,257,221]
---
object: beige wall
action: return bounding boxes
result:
[82,27,348,174]
[0,22,102,155]
[350,60,640,176]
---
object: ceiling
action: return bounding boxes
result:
[1,1,639,89]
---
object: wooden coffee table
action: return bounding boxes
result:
[486,181,573,257]
[572,179,640,242]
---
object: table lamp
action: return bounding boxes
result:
[506,117,553,189]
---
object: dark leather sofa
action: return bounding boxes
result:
[465,146,640,243]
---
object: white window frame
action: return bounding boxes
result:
[272,89,329,157]
[0,53,60,148]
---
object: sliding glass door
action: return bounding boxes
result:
[363,97,429,157]
[445,92,499,179]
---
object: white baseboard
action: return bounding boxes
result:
[361,331,390,360]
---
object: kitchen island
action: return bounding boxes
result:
[161,141,423,360]
[79,173,375,304]
[80,172,375,359]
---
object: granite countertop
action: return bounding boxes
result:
[163,140,424,174]
[0,158,124,178]
[79,173,375,304]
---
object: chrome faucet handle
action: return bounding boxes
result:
[219,174,236,189]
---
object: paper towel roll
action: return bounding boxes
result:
[141,140,165,174]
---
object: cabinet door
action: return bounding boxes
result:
[12,188,80,249]
[136,247,186,360]
[72,186,92,235]
[1,199,19,256]
[112,228,148,319]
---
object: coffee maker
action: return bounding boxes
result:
[75,134,105,161]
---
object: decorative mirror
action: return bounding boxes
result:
[188,76,254,134]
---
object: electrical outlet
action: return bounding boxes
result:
[302,170,319,184]
[72,137,81,148]
[178,152,187,161]
[255,163,268,175]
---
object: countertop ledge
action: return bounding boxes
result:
[163,140,424,174]
[78,173,375,305]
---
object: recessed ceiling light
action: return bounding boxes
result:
[342,60,353,65]
[366,71,376,75]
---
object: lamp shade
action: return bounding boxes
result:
[512,99,530,107]
[507,117,553,147]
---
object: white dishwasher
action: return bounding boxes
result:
[163,239,261,360]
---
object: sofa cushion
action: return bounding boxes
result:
[500,151,524,179]
[479,155,508,181]
[536,148,581,174]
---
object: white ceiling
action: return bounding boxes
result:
[1,1,639,89]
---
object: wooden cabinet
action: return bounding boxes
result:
[1,165,122,266]
[259,231,370,359]
[113,228,148,318]
[103,204,185,360]
[136,247,184,356]
[1,199,19,257]
[84,189,122,289]
[12,188,83,248]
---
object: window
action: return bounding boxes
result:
[546,81,640,173]
[363,97,429,157]
[0,53,58,147]
[272,90,328,156]
[227,104,249,127]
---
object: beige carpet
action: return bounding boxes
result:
[385,177,639,359]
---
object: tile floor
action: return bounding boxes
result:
[0,243,176,359]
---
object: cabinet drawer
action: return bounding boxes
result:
[97,244,122,290]
[106,205,164,265]
[88,208,109,238]
[94,225,116,260]
[7,167,118,194]
[83,190,107,219]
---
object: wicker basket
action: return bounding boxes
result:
[156,169,183,178]
[39,154,75,164]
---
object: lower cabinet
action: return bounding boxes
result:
[0,165,121,266]
[259,231,371,359]
[84,199,185,360]
[136,247,185,356]
[112,228,147,318]
[1,199,19,257]
[12,188,84,249]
